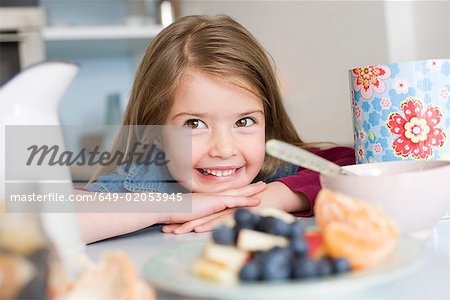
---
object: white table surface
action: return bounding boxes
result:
[86,219,450,300]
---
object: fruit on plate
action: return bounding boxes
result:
[48,252,156,300]
[315,189,359,233]
[195,190,399,283]
[193,208,351,283]
[315,189,399,270]
[202,242,249,271]
[193,239,249,283]
[237,229,289,251]
[304,230,325,259]
[193,258,238,284]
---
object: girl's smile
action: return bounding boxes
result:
[195,166,244,180]
[164,68,266,193]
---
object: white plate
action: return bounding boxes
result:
[143,236,426,299]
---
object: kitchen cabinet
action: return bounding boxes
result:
[40,0,166,180]
[41,0,164,126]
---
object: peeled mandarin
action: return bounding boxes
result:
[345,204,399,240]
[324,222,397,270]
[315,189,399,270]
[315,189,362,233]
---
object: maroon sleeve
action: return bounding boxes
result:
[275,146,355,217]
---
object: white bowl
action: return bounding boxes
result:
[320,160,450,239]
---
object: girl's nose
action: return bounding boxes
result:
[208,129,237,159]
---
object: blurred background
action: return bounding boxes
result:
[1,0,449,149]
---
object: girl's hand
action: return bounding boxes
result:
[161,181,266,233]
[164,181,310,234]
[160,181,266,226]
[162,208,235,234]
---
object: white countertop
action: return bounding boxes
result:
[86,220,450,300]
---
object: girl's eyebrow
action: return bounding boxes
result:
[171,112,207,120]
[172,110,264,120]
[237,110,264,117]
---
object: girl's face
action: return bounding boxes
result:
[164,68,266,193]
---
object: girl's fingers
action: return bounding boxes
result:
[218,181,266,197]
[168,194,261,224]
[222,197,261,209]
[161,224,181,233]
[198,196,260,217]
[194,213,234,233]
[197,196,259,219]
[173,211,229,234]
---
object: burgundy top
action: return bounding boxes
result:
[276,146,355,217]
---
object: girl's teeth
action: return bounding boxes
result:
[202,168,237,177]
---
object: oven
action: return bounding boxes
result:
[0,7,45,85]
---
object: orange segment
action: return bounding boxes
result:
[316,189,399,270]
[324,221,397,270]
[314,189,362,233]
[345,203,399,240]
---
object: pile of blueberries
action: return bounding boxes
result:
[212,208,351,282]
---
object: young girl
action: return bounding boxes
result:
[80,15,354,243]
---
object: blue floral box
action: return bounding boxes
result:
[349,59,450,164]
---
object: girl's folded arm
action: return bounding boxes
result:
[77,211,162,244]
[75,189,261,243]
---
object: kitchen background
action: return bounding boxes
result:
[1,1,450,179]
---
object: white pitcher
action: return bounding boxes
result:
[0,61,88,278]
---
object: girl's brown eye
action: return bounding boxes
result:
[184,119,206,129]
[236,117,255,127]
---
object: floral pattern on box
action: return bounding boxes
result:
[349,59,450,164]
[351,65,391,100]
[386,98,446,159]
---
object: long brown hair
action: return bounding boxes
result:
[90,15,307,183]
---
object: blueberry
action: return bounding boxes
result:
[252,213,262,227]
[332,257,351,273]
[234,208,257,230]
[235,208,253,223]
[272,246,294,260]
[316,257,333,277]
[289,236,308,256]
[260,247,291,281]
[212,225,236,245]
[239,262,260,281]
[292,257,318,279]
[252,251,268,265]
[257,216,291,236]
[289,221,305,239]
[256,216,273,232]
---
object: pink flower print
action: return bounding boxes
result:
[359,130,366,142]
[427,60,442,72]
[354,106,362,120]
[352,65,391,100]
[394,78,409,94]
[386,97,446,159]
[373,143,382,153]
[440,88,449,101]
[381,98,391,109]
[357,147,365,159]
